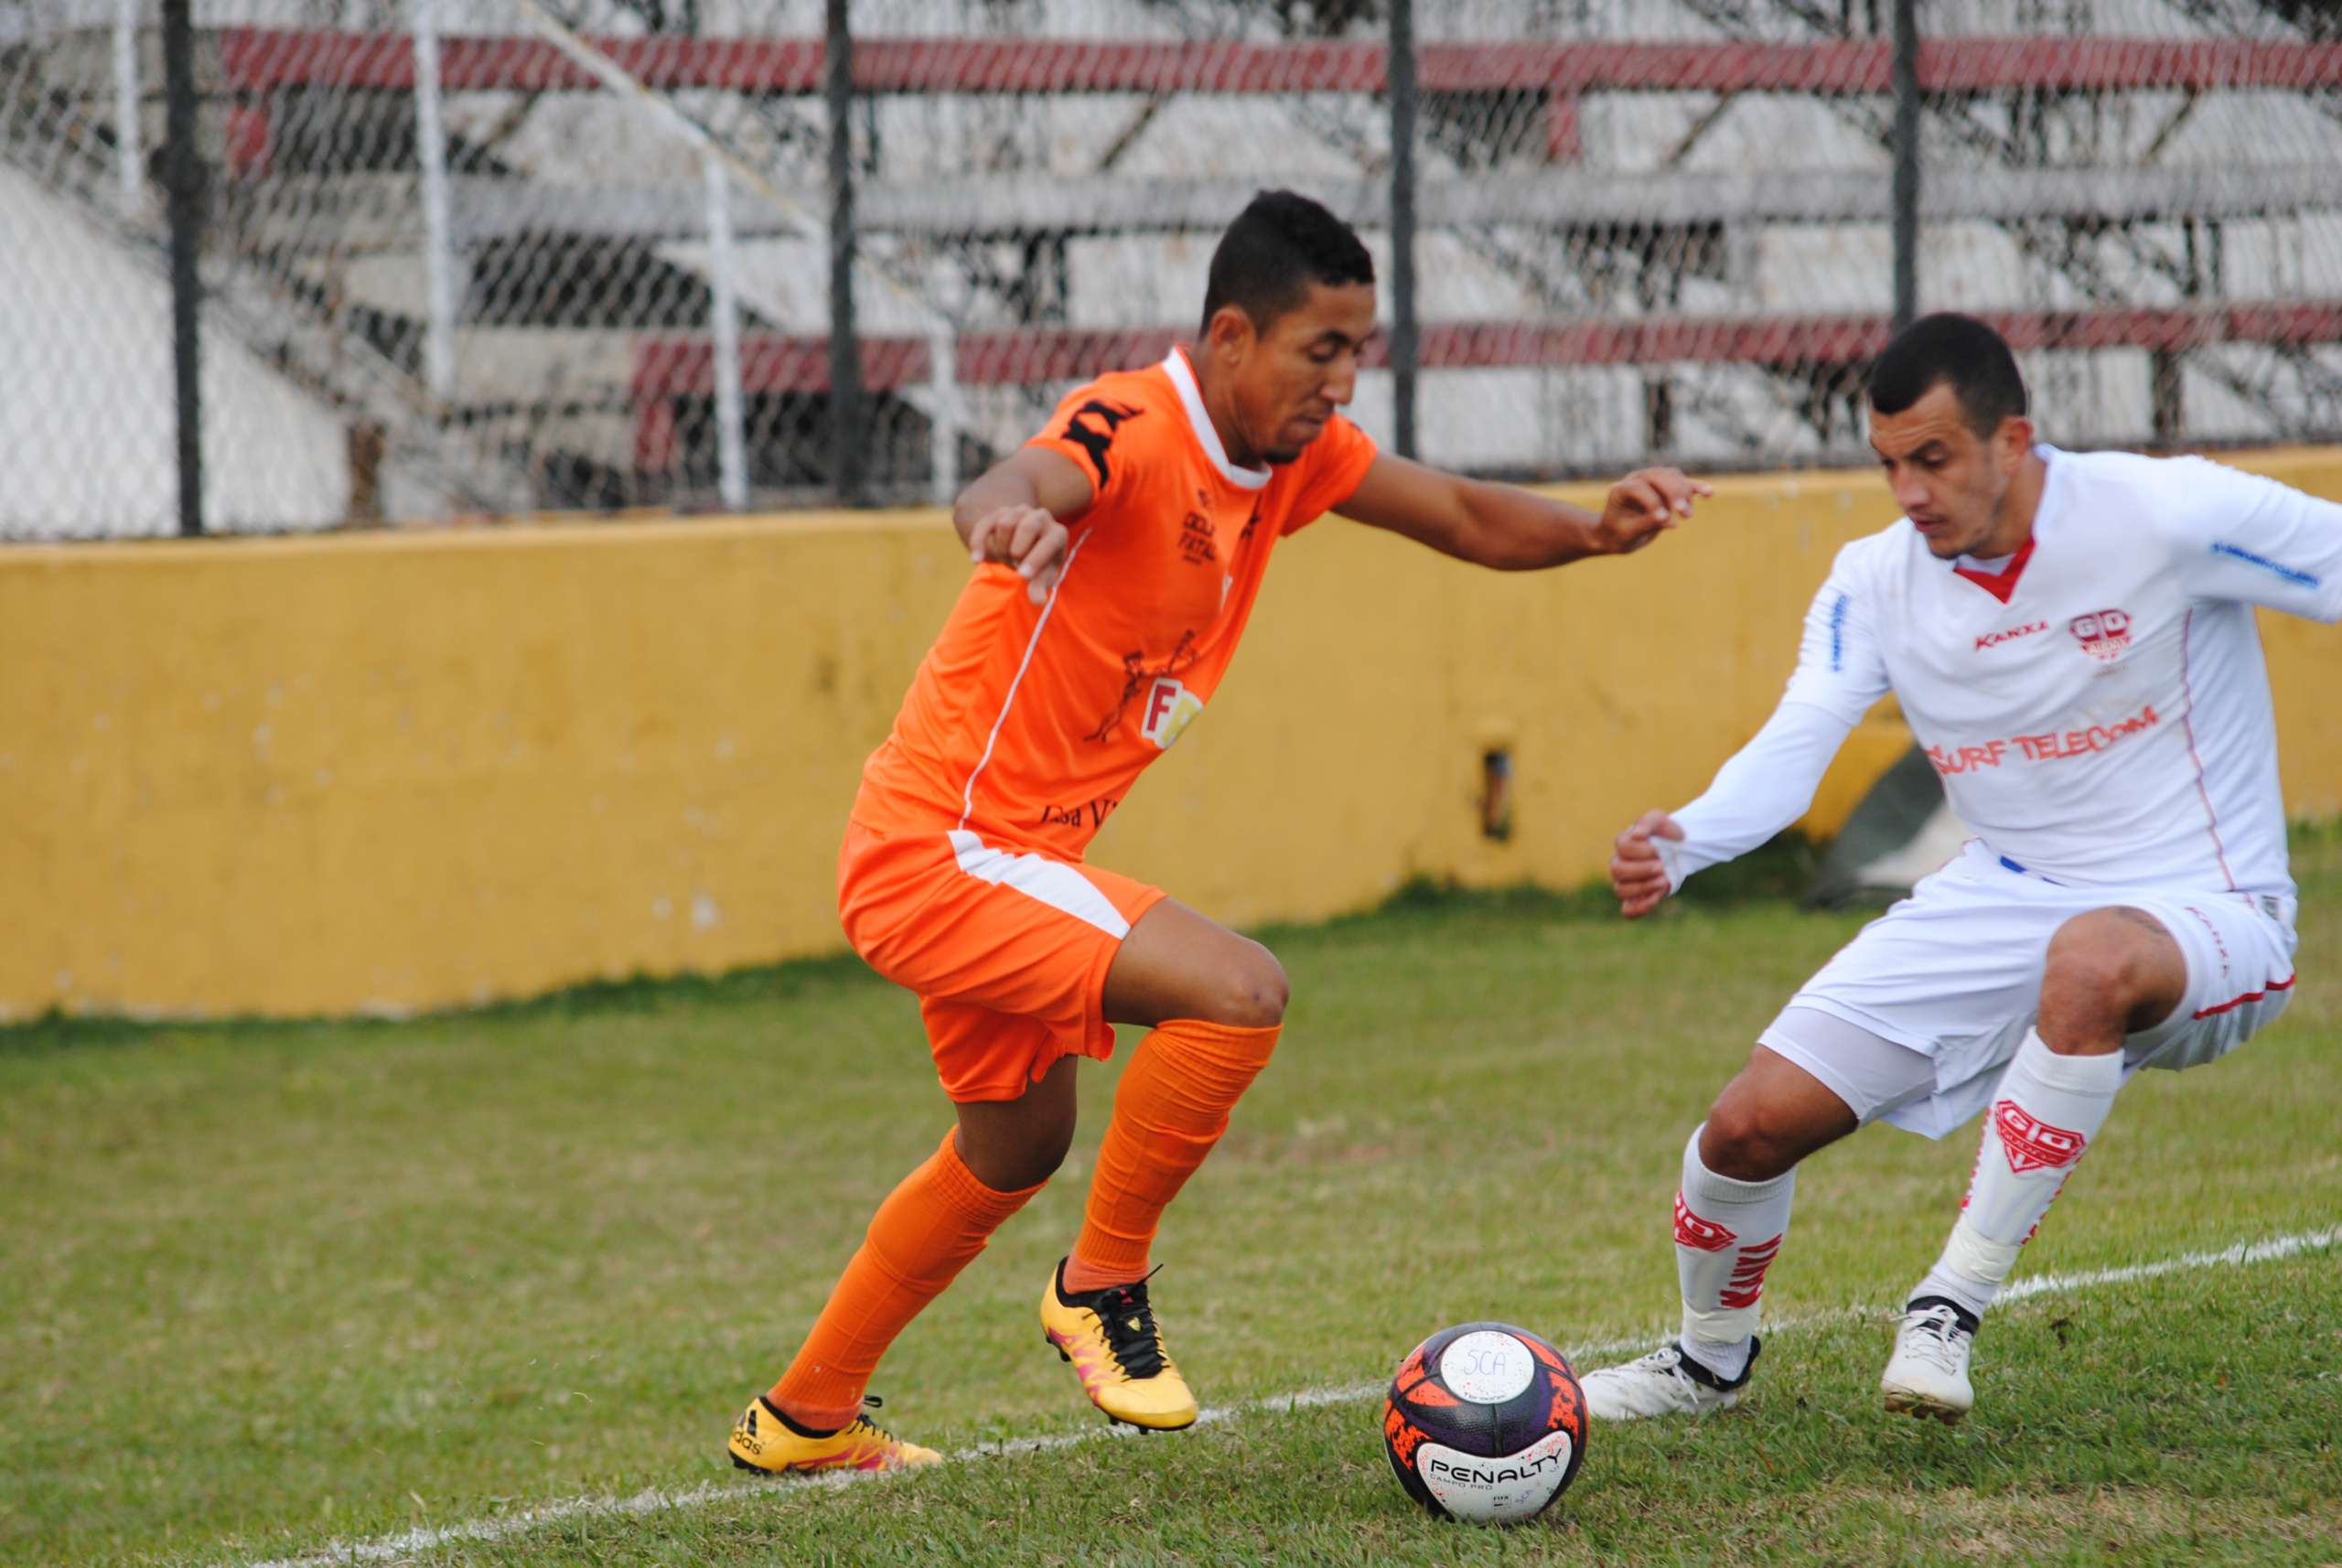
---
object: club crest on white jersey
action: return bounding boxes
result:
[2068,607,2132,662]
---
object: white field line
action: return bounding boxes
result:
[239,1224,2339,1568]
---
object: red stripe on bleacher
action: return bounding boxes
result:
[629,304,2342,398]
[215,32,2342,97]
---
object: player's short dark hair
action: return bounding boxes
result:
[1199,190,1375,337]
[1867,312,2028,437]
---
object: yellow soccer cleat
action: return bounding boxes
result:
[1040,1259,1198,1431]
[726,1393,941,1476]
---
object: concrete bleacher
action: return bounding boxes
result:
[8,1,2342,527]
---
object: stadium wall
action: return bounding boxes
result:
[6,450,2339,1021]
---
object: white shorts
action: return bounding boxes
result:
[1758,840,2301,1139]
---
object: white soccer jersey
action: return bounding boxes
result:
[1673,446,2342,899]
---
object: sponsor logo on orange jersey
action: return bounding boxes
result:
[1037,797,1120,832]
[1088,633,1199,745]
[1060,399,1143,488]
[1179,489,1219,566]
[1141,677,1203,749]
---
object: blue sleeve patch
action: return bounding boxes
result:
[1828,592,1850,672]
[2211,541,2320,589]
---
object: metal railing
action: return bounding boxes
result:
[6,0,2342,538]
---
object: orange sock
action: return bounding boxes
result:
[770,1128,1041,1431]
[1061,1018,1281,1294]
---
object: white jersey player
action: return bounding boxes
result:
[1581,314,2340,1426]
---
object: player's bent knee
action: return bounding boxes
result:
[964,1121,1073,1192]
[1698,1117,1789,1183]
[1697,1099,1803,1183]
[1033,1124,1078,1183]
[1203,942,1288,1029]
[2041,912,2160,1029]
[954,1073,1081,1191]
[1022,1103,1080,1179]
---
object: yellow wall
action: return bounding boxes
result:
[5,450,2339,1020]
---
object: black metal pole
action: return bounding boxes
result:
[1388,0,1419,460]
[1890,0,1920,333]
[163,0,204,535]
[825,0,865,506]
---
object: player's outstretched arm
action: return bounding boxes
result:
[1616,542,1891,918]
[1330,453,1713,570]
[953,447,1099,605]
[1607,701,1856,918]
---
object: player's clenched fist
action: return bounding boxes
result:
[1610,808,1686,919]
[1595,467,1714,555]
[966,504,1070,605]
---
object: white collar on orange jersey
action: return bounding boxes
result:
[1164,347,1272,492]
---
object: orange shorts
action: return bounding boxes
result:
[837,817,1168,1103]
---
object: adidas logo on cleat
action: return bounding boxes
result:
[725,1394,940,1475]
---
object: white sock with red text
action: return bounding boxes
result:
[1917,1028,2121,1318]
[1674,1123,1795,1382]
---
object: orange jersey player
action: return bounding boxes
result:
[726,190,1711,1476]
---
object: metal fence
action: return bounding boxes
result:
[5,0,2342,538]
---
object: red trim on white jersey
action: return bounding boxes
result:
[1951,536,2036,604]
[2192,973,2296,1020]
[2175,607,2241,892]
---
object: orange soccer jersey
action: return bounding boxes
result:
[855,347,1376,856]
[843,347,1377,1101]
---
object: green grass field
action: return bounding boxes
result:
[5,834,2339,1568]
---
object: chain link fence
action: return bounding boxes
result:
[5,0,2341,537]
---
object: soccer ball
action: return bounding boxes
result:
[1380,1321,1588,1524]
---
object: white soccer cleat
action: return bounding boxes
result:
[1881,1297,1978,1425]
[1580,1339,1759,1422]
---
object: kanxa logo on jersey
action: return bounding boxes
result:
[1975,619,2048,651]
[2068,607,2132,661]
[1141,677,1204,748]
